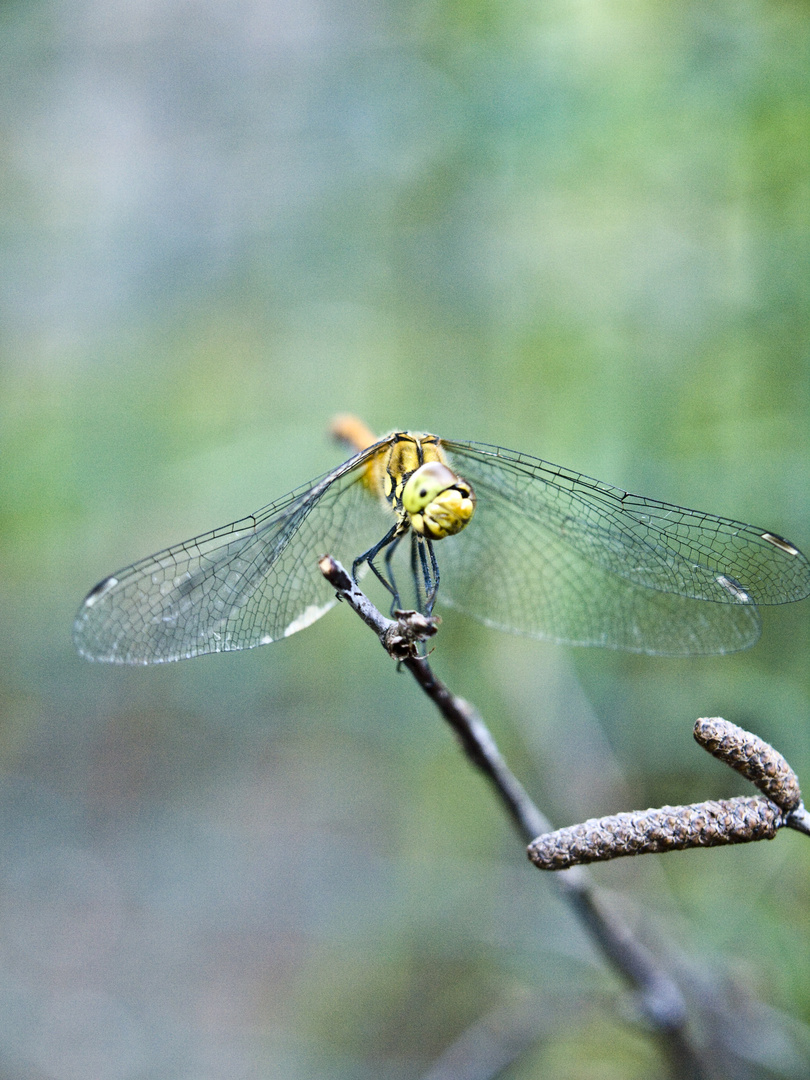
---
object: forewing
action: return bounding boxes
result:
[438,441,810,655]
[74,453,393,664]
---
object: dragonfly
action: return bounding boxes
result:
[73,415,810,664]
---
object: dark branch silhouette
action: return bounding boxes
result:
[318,555,709,1080]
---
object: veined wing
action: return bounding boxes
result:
[437,440,810,655]
[73,441,394,664]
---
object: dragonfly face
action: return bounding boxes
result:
[360,430,476,539]
[402,462,476,540]
[73,418,810,663]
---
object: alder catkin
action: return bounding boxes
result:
[528,796,783,870]
[694,718,802,812]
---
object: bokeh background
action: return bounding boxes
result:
[2,0,809,1077]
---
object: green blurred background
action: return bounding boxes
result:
[1,0,809,1077]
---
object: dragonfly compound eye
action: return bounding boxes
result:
[403,462,476,539]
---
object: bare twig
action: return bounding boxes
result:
[787,804,810,836]
[319,555,707,1078]
[318,556,550,839]
[318,556,547,838]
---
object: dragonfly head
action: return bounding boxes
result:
[402,461,476,539]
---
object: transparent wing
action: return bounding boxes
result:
[73,446,394,664]
[437,440,810,655]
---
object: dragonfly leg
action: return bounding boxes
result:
[353,524,405,613]
[425,539,440,615]
[411,534,440,616]
[382,533,404,614]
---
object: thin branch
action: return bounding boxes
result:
[787,805,810,836]
[319,556,707,1079]
[318,556,548,840]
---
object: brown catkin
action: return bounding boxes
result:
[694,718,802,812]
[528,796,783,870]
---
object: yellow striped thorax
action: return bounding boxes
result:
[375,432,475,540]
[330,419,476,541]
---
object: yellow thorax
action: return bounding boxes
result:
[331,416,476,540]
